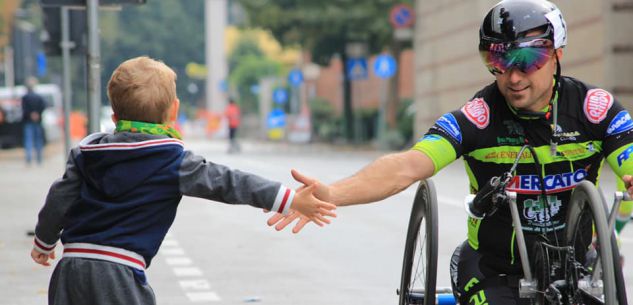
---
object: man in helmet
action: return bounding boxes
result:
[269,0,633,303]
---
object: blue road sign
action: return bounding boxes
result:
[267,108,286,128]
[288,69,304,87]
[390,4,415,29]
[373,54,397,79]
[37,51,47,77]
[346,58,368,81]
[273,88,288,104]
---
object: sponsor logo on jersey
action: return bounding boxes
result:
[418,134,442,142]
[461,98,490,129]
[552,124,580,142]
[606,110,633,136]
[434,113,462,143]
[523,195,562,223]
[617,144,633,167]
[584,89,613,124]
[506,169,588,194]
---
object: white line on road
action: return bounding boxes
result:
[186,292,221,302]
[172,267,204,277]
[160,234,221,302]
[179,279,211,290]
[161,247,186,256]
[165,257,193,266]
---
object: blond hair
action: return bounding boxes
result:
[107,56,177,123]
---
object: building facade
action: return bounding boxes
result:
[413,0,633,135]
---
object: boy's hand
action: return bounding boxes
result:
[31,248,56,266]
[292,184,337,225]
[268,210,312,233]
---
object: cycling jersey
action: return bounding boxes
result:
[412,76,633,273]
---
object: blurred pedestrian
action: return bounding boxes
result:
[30,56,336,305]
[21,76,46,166]
[224,98,241,153]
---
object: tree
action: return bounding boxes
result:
[228,34,282,114]
[236,0,413,141]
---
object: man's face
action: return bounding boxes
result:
[494,48,562,112]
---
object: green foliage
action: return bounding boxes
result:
[236,0,413,65]
[229,55,281,114]
[309,97,341,141]
[228,34,264,72]
[396,98,415,146]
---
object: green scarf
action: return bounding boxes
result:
[115,120,182,140]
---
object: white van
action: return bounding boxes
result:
[0,84,63,148]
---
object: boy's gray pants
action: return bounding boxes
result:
[49,258,155,305]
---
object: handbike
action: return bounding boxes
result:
[397,144,628,305]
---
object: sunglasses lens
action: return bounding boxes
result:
[481,42,553,74]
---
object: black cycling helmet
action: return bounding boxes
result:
[479,0,567,52]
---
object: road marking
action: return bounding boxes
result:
[161,247,186,256]
[160,234,221,302]
[162,239,179,247]
[165,257,193,266]
[173,267,203,277]
[186,292,221,302]
[179,279,211,290]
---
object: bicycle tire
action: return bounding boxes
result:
[564,180,616,305]
[611,232,628,304]
[398,180,439,305]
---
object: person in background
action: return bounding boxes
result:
[225,98,241,153]
[22,76,47,166]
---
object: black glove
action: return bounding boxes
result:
[470,176,504,218]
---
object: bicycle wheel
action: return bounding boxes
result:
[564,180,616,305]
[398,180,439,305]
[532,240,553,305]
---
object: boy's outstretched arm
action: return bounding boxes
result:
[269,150,435,233]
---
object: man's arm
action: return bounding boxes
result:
[267,150,436,232]
[329,150,435,206]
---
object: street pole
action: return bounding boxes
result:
[60,7,74,157]
[3,47,14,87]
[86,0,101,133]
[204,0,228,113]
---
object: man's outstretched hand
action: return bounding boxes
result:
[267,169,335,233]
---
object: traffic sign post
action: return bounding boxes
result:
[373,54,397,79]
[389,3,415,29]
[346,58,368,81]
[373,54,398,148]
[288,69,304,87]
[273,88,288,105]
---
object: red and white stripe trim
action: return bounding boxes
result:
[79,133,183,152]
[63,243,146,270]
[271,186,295,215]
[33,236,57,254]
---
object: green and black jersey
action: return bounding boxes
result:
[413,76,633,273]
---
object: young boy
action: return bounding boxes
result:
[30,56,336,305]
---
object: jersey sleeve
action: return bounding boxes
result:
[597,92,633,230]
[600,95,633,178]
[411,111,466,175]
